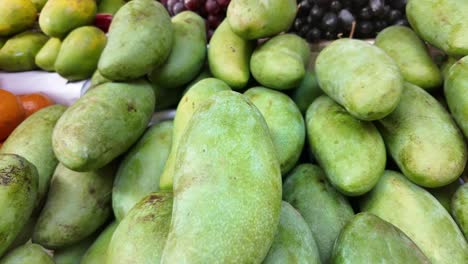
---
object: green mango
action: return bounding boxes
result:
[149,11,206,90]
[6,216,37,252]
[406,0,468,56]
[208,20,254,90]
[452,183,467,238]
[376,82,467,188]
[375,26,442,91]
[55,26,107,81]
[315,38,403,121]
[444,55,468,138]
[89,70,111,91]
[32,163,115,249]
[0,0,37,37]
[113,121,173,221]
[52,80,155,172]
[441,56,459,80]
[98,0,173,81]
[251,34,310,90]
[35,37,61,72]
[0,31,48,72]
[39,0,96,38]
[0,154,38,257]
[0,38,6,49]
[53,235,95,264]
[81,222,117,264]
[1,105,67,207]
[263,201,321,264]
[283,164,354,263]
[161,91,282,263]
[185,65,213,90]
[331,212,430,264]
[0,243,53,264]
[159,78,231,190]
[360,170,468,264]
[428,179,463,212]
[107,192,172,264]
[32,0,48,12]
[226,0,296,40]
[244,87,305,174]
[291,70,322,114]
[97,0,125,15]
[306,95,386,196]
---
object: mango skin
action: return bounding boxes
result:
[35,38,62,72]
[315,38,403,121]
[441,56,459,80]
[452,183,467,238]
[97,0,125,15]
[428,179,462,213]
[159,78,231,190]
[32,0,48,12]
[445,56,468,138]
[306,96,386,196]
[89,70,111,90]
[53,235,96,264]
[113,121,173,221]
[1,105,66,208]
[376,82,467,188]
[283,164,354,264]
[292,70,322,114]
[32,163,115,249]
[52,80,155,172]
[39,0,96,38]
[98,0,173,81]
[244,87,305,174]
[55,26,107,81]
[0,243,53,264]
[0,154,38,257]
[406,0,468,56]
[0,0,37,37]
[263,201,321,264]
[227,0,296,40]
[251,34,310,90]
[208,20,254,90]
[81,222,118,264]
[375,26,442,91]
[107,192,172,264]
[331,212,430,264]
[0,38,5,49]
[0,31,48,72]
[149,11,207,90]
[360,170,468,264]
[161,91,282,263]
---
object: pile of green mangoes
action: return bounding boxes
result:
[1,0,468,263]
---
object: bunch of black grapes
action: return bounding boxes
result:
[292,0,409,43]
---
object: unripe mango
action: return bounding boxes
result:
[0,0,37,37]
[452,183,467,238]
[0,31,48,72]
[35,38,62,72]
[0,243,53,264]
[444,55,468,138]
[81,222,118,264]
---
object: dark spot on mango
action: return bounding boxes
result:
[127,103,137,112]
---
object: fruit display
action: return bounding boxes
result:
[0,0,467,263]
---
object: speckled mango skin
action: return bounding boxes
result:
[161,91,281,263]
[32,163,115,249]
[113,121,173,221]
[149,11,207,90]
[250,34,310,90]
[444,56,468,138]
[35,38,62,72]
[376,82,467,188]
[406,0,468,56]
[98,0,173,81]
[208,20,254,90]
[360,171,468,264]
[52,80,155,172]
[81,222,118,264]
[283,164,354,264]
[0,243,54,264]
[0,154,38,257]
[226,0,296,40]
[107,192,173,264]
[0,0,37,37]
[159,78,231,190]
[0,31,48,72]
[375,26,442,91]
[452,183,468,239]
[39,0,96,38]
[1,105,66,207]
[244,87,305,174]
[315,38,403,121]
[331,213,430,264]
[263,201,321,264]
[306,96,386,196]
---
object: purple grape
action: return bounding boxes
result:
[330,1,342,12]
[394,18,409,27]
[306,28,321,42]
[338,9,355,31]
[207,14,222,28]
[205,0,221,14]
[369,0,385,17]
[388,9,402,23]
[389,0,406,9]
[321,12,338,32]
[172,2,186,15]
[216,0,230,8]
[359,6,372,19]
[184,0,205,10]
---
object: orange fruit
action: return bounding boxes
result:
[0,89,25,141]
[19,93,54,117]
